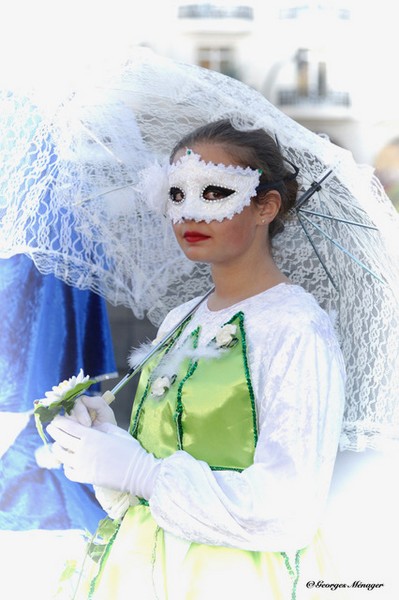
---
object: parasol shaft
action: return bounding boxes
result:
[108,287,215,399]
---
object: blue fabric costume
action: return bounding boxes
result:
[0,254,117,532]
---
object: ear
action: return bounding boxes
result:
[255,191,282,225]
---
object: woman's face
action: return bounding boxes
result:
[171,142,273,267]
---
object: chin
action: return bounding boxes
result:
[183,251,212,264]
[178,245,210,263]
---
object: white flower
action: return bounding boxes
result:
[40,369,90,407]
[151,376,171,397]
[215,324,237,348]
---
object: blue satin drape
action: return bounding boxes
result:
[0,255,117,532]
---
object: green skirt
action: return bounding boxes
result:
[62,504,338,600]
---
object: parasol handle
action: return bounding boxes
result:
[87,390,116,421]
[102,390,116,405]
[101,287,215,405]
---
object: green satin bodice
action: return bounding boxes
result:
[129,311,258,471]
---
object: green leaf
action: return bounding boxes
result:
[62,380,96,409]
[33,378,96,441]
[34,411,48,444]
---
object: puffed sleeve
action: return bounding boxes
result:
[149,315,346,552]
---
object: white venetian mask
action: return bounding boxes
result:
[167,149,261,223]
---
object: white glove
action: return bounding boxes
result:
[47,416,161,500]
[66,392,116,429]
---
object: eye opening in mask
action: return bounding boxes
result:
[202,185,235,203]
[169,187,185,204]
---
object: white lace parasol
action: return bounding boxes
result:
[1,47,398,451]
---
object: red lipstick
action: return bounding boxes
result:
[183,231,211,243]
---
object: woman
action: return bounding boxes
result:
[48,120,346,599]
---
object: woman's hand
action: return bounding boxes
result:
[66,393,117,429]
[46,416,161,500]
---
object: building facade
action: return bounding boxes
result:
[139,1,399,185]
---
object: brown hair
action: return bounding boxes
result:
[171,119,298,239]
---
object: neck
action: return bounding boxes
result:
[208,252,290,311]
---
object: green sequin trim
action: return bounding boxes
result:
[175,327,200,449]
[87,521,122,600]
[226,311,259,447]
[151,526,162,600]
[210,465,244,472]
[130,378,151,437]
[281,549,303,600]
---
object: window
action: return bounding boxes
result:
[197,47,237,78]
